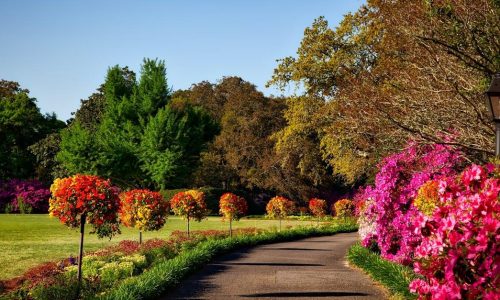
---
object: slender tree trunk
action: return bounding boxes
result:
[77,214,86,294]
[279,218,282,232]
[139,231,142,244]
[187,218,190,238]
[229,219,233,238]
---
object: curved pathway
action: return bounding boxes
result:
[163,232,387,299]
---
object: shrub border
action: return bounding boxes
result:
[100,223,358,299]
[347,243,418,300]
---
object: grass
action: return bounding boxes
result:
[0,214,317,280]
[101,222,358,300]
[347,243,418,300]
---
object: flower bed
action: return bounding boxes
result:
[0,228,266,299]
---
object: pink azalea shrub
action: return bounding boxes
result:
[0,179,51,213]
[410,164,500,299]
[358,142,464,264]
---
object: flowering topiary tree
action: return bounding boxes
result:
[334,199,355,218]
[49,174,121,283]
[308,198,327,224]
[119,189,169,243]
[170,190,208,237]
[219,192,248,237]
[266,196,295,231]
[409,164,500,299]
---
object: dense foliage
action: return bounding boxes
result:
[49,175,121,238]
[0,80,65,180]
[219,192,248,221]
[269,0,500,183]
[119,189,169,232]
[57,59,217,190]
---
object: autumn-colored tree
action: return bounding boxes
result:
[119,189,169,243]
[170,190,208,236]
[266,196,296,231]
[219,192,248,237]
[269,0,500,183]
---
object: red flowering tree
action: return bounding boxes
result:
[119,189,169,243]
[170,190,208,236]
[49,174,121,282]
[219,193,248,237]
[308,198,327,224]
[266,196,296,231]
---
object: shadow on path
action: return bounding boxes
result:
[240,291,370,298]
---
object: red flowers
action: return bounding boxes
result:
[49,175,121,238]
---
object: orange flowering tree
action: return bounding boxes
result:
[266,196,296,231]
[308,198,327,224]
[334,199,355,218]
[49,174,121,282]
[170,190,208,236]
[219,193,248,237]
[119,189,169,243]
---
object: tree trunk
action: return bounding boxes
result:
[229,219,233,238]
[77,214,86,294]
[139,231,142,244]
[187,218,190,238]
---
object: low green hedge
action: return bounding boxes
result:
[100,223,358,300]
[347,244,418,299]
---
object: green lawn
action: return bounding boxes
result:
[0,214,312,280]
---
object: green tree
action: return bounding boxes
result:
[0,80,65,179]
[139,104,218,189]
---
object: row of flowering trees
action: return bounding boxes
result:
[354,141,500,299]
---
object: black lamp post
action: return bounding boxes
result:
[486,74,500,156]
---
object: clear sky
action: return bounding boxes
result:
[1,0,364,121]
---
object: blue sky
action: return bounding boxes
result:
[1,0,364,121]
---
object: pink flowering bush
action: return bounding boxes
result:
[410,164,500,299]
[0,179,51,213]
[358,141,464,264]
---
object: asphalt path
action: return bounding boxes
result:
[162,232,387,300]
